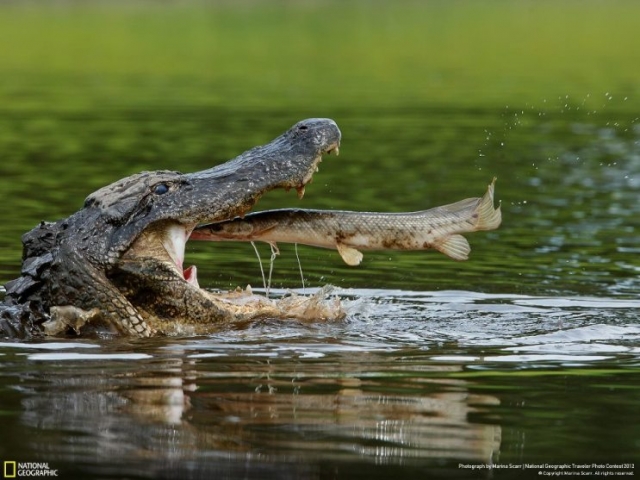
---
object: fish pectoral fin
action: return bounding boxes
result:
[433,234,471,261]
[336,242,364,266]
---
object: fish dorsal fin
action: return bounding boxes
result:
[433,234,471,261]
[336,242,363,266]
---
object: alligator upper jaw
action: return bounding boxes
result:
[119,118,341,289]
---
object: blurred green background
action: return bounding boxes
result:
[1,0,639,295]
[1,1,638,110]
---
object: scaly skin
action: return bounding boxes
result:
[0,119,341,338]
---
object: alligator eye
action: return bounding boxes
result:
[153,183,170,195]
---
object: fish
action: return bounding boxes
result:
[190,178,502,265]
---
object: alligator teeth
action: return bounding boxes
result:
[296,185,305,199]
[326,144,339,156]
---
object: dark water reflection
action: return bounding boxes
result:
[1,106,640,478]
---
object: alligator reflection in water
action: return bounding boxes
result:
[17,346,500,471]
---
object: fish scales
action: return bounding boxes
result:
[191,179,501,265]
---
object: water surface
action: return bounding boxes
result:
[1,289,638,479]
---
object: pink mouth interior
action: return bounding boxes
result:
[183,265,199,287]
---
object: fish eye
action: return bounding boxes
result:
[153,183,170,195]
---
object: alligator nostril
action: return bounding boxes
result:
[298,125,308,131]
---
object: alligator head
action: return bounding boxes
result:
[1,119,341,338]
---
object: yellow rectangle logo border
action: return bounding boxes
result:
[4,461,17,479]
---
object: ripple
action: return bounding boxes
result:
[0,341,99,350]
[430,354,611,363]
[28,352,152,361]
[0,289,637,366]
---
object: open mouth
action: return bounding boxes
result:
[131,140,340,290]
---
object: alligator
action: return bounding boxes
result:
[0,119,341,339]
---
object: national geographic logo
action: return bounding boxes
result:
[3,462,58,477]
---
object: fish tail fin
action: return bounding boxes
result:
[432,178,500,261]
[433,234,471,261]
[473,177,502,231]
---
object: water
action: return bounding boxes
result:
[2,110,640,478]
[0,290,638,479]
[1,2,640,478]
